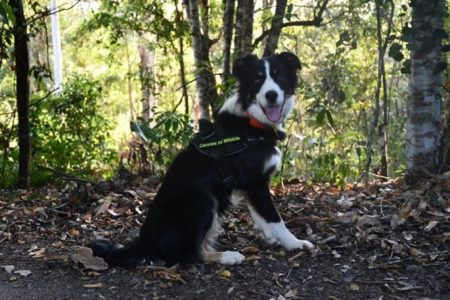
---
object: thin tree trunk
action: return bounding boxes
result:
[174,0,189,115]
[184,0,218,120]
[241,0,253,55]
[124,36,135,121]
[364,0,394,183]
[406,0,445,180]
[221,0,235,83]
[138,36,156,122]
[50,0,63,92]
[378,0,394,179]
[10,0,31,188]
[233,0,254,58]
[263,0,287,57]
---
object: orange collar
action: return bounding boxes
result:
[245,112,268,129]
[246,113,283,139]
[248,117,268,129]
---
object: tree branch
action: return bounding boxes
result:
[253,0,329,48]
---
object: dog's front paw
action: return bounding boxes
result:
[220,251,246,265]
[282,238,315,252]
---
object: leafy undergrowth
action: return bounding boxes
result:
[0,176,449,299]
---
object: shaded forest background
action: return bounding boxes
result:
[0,0,449,189]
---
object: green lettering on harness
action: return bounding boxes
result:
[199,136,241,149]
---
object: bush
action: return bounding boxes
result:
[30,75,116,180]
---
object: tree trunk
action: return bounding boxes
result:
[263,0,287,57]
[377,0,394,179]
[138,36,156,122]
[10,0,31,188]
[221,0,235,83]
[184,0,218,120]
[406,0,445,180]
[233,0,254,58]
[173,0,190,115]
[124,36,135,121]
[50,0,63,92]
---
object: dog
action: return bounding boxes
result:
[91,52,314,267]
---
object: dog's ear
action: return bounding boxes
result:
[276,52,301,71]
[232,54,258,80]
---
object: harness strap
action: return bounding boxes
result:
[191,119,281,189]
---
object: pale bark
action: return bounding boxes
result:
[406,0,444,179]
[50,0,63,92]
[138,36,156,122]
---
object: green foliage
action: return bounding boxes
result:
[130,111,195,175]
[30,75,116,179]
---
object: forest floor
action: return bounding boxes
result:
[0,176,449,300]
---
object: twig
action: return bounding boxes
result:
[379,195,386,217]
[431,262,450,276]
[37,165,95,183]
[0,221,26,234]
[26,0,81,26]
[250,290,276,298]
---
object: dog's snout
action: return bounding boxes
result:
[265,90,278,103]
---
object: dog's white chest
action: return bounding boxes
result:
[263,147,282,174]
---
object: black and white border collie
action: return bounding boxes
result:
[91,52,314,267]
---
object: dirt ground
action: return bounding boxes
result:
[1,179,449,299]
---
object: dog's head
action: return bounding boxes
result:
[229,52,301,126]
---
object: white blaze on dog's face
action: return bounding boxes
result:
[222,52,301,127]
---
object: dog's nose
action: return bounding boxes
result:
[265,90,278,103]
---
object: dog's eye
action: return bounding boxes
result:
[255,72,264,84]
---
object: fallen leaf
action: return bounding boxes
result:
[71,247,108,271]
[246,255,262,261]
[408,247,425,257]
[350,283,360,291]
[95,198,112,216]
[332,250,341,258]
[2,265,15,273]
[241,246,259,254]
[424,220,438,232]
[218,269,231,278]
[83,283,103,288]
[14,269,31,277]
[68,228,80,237]
[285,288,298,298]
[29,247,46,258]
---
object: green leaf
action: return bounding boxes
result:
[388,43,404,61]
[401,59,411,74]
[130,121,150,143]
[316,110,325,126]
[0,2,15,25]
[401,27,414,42]
[326,110,334,127]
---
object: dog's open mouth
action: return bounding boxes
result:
[261,105,283,123]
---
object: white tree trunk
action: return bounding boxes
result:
[50,0,63,92]
[406,0,444,178]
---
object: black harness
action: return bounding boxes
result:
[190,119,283,189]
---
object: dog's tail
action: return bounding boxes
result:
[90,239,146,268]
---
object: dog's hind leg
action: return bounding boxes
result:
[200,207,245,265]
[202,249,245,265]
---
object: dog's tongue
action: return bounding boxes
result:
[265,106,282,122]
